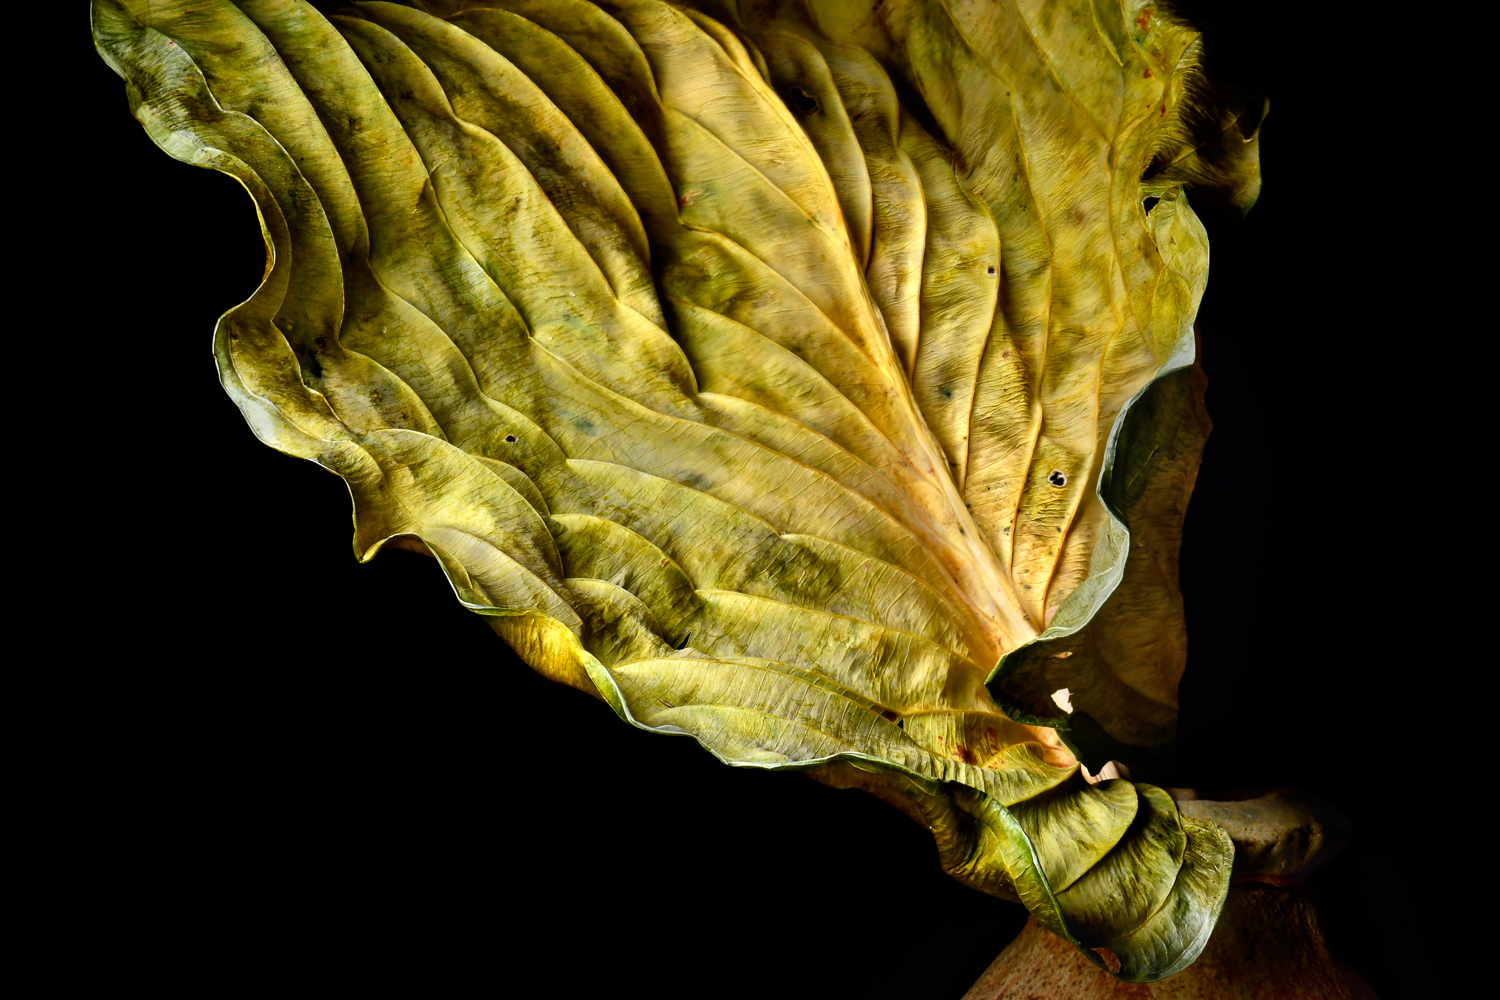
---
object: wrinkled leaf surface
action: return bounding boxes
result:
[94,0,1259,980]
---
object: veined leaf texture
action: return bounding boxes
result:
[94,0,1263,980]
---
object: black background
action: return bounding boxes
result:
[71,2,1430,996]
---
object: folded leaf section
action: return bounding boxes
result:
[989,362,1211,757]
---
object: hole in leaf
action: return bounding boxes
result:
[1047,469,1067,487]
[1050,687,1074,714]
[1143,195,1160,215]
[1091,948,1122,974]
[986,264,996,275]
[786,86,820,115]
[505,434,517,443]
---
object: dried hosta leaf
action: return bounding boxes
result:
[94,0,1257,980]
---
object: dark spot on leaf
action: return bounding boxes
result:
[1047,470,1067,487]
[733,537,843,604]
[785,86,820,115]
[1143,196,1160,215]
[986,265,996,275]
[505,434,517,443]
